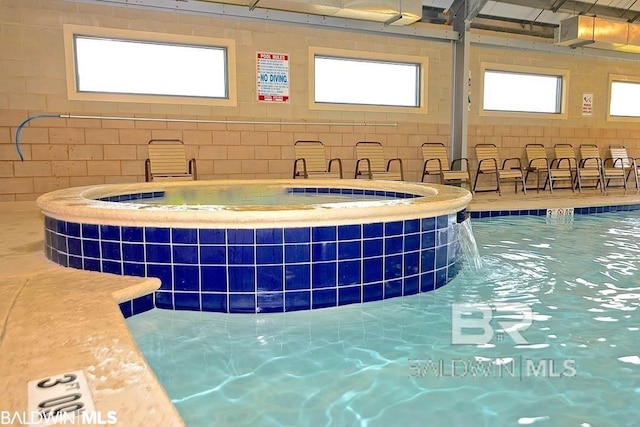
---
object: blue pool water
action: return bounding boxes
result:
[127,212,640,427]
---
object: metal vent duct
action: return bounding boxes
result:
[202,0,422,25]
[555,15,640,53]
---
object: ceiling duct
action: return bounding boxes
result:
[201,0,422,25]
[555,15,640,53]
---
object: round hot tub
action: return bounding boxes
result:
[37,179,471,313]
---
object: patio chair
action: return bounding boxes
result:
[421,143,472,192]
[576,144,608,192]
[145,139,197,182]
[293,140,343,179]
[354,141,404,181]
[526,144,575,193]
[604,146,634,191]
[473,143,526,195]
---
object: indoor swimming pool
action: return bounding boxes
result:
[127,212,640,427]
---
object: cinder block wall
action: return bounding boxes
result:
[0,0,452,201]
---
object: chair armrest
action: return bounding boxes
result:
[386,158,404,180]
[293,158,308,178]
[145,159,151,182]
[424,158,444,174]
[355,158,372,179]
[551,157,576,169]
[450,157,470,171]
[526,157,549,170]
[579,157,602,168]
[328,158,343,178]
[477,158,499,173]
[188,158,197,180]
[502,157,523,170]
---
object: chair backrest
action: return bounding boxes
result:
[553,144,577,168]
[148,139,188,175]
[475,144,500,172]
[294,140,328,173]
[609,146,632,169]
[525,144,548,169]
[579,144,601,169]
[421,143,450,172]
[356,142,386,172]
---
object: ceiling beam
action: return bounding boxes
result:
[495,0,640,23]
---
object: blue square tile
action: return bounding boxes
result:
[338,225,361,240]
[421,217,436,231]
[312,262,336,288]
[338,260,361,286]
[448,262,459,281]
[200,245,226,264]
[385,236,403,255]
[45,216,54,231]
[146,244,171,264]
[284,227,310,243]
[84,258,101,272]
[338,241,361,260]
[148,264,173,290]
[100,225,121,241]
[312,289,337,309]
[404,234,420,251]
[54,234,67,252]
[257,292,284,313]
[82,224,100,239]
[45,230,52,247]
[228,229,254,245]
[404,219,420,234]
[228,246,255,265]
[132,294,154,314]
[420,271,435,292]
[101,241,121,260]
[174,292,201,311]
[122,226,143,242]
[363,284,383,302]
[67,222,81,237]
[199,229,225,244]
[102,260,122,275]
[202,293,227,313]
[363,239,383,257]
[201,266,228,292]
[68,238,82,256]
[69,256,83,269]
[385,279,402,298]
[404,252,420,276]
[174,265,199,291]
[435,268,448,289]
[56,252,69,267]
[404,276,419,295]
[318,187,329,194]
[385,221,403,236]
[285,244,310,263]
[285,291,310,311]
[172,228,198,244]
[384,255,402,280]
[55,220,67,234]
[124,262,145,277]
[119,301,132,318]
[421,231,436,249]
[312,226,336,242]
[285,264,310,290]
[363,257,383,283]
[155,291,174,309]
[421,249,436,273]
[436,246,448,269]
[312,242,336,262]
[123,243,145,262]
[82,240,101,258]
[173,245,199,264]
[256,229,283,244]
[229,294,256,313]
[436,215,448,229]
[257,246,283,264]
[228,266,255,292]
[257,265,283,291]
[363,223,383,238]
[338,286,361,306]
[145,227,170,243]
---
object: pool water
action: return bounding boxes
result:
[127,213,640,427]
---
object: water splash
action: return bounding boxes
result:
[457,217,484,271]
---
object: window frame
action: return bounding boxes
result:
[479,63,569,120]
[63,24,237,107]
[607,74,640,122]
[308,47,428,114]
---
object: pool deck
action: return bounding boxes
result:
[0,186,639,426]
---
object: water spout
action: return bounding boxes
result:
[456,217,483,271]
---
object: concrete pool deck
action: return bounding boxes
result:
[0,186,638,426]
